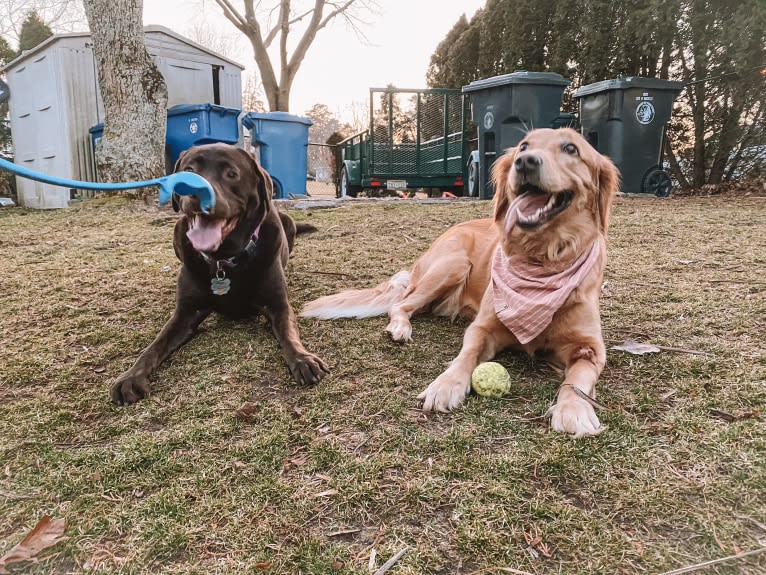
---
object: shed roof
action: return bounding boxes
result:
[1,25,245,73]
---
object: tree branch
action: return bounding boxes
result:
[213,0,249,31]
[263,7,313,48]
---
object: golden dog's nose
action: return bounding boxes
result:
[514,153,543,175]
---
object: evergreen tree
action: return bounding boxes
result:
[427,0,766,185]
[18,11,53,53]
[0,36,15,65]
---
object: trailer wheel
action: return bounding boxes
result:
[467,159,479,197]
[338,166,359,198]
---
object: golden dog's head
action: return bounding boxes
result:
[491,128,620,263]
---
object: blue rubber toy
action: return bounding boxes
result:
[0,156,215,213]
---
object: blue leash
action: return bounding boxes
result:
[0,155,215,212]
[0,79,214,211]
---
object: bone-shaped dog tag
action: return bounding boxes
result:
[211,275,231,296]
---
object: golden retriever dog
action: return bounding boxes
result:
[302,128,619,437]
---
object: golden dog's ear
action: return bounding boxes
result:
[491,148,516,223]
[596,155,620,235]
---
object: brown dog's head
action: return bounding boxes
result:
[491,128,619,262]
[173,144,272,254]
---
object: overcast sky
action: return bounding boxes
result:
[143,0,484,121]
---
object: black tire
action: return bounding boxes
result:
[467,159,479,197]
[337,166,359,198]
[642,166,672,197]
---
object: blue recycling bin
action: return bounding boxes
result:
[89,123,104,151]
[241,112,313,199]
[166,104,241,166]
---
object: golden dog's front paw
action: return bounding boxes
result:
[417,371,471,412]
[385,317,413,343]
[547,398,603,438]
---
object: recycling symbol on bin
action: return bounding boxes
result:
[483,111,495,130]
[189,121,199,135]
[635,101,655,125]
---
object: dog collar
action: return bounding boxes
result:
[199,222,261,270]
[200,223,262,296]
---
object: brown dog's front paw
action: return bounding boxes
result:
[289,353,329,386]
[110,373,151,406]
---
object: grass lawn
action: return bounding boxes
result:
[0,194,764,574]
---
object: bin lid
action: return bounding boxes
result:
[242,111,313,127]
[462,71,570,93]
[167,103,242,116]
[573,77,685,98]
[89,123,104,133]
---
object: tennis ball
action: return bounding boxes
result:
[471,362,511,398]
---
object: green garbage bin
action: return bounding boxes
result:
[462,71,571,199]
[573,77,684,196]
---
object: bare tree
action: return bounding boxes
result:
[184,19,243,60]
[242,71,267,113]
[213,0,377,112]
[82,0,167,190]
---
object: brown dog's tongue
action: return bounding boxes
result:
[504,193,551,233]
[187,217,225,252]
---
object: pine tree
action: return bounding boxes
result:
[17,11,53,53]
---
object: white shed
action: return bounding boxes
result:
[1,25,244,208]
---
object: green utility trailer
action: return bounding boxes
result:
[337,88,470,197]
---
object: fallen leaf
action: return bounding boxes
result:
[709,408,761,423]
[93,366,106,374]
[281,454,307,474]
[0,516,67,574]
[611,340,661,355]
[254,560,271,569]
[332,560,344,569]
[234,402,259,420]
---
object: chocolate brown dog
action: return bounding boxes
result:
[111,143,328,405]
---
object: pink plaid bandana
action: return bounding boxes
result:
[491,235,602,345]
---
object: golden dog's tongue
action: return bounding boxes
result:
[187,216,224,252]
[504,193,551,233]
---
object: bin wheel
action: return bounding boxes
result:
[338,166,359,198]
[467,159,479,197]
[642,166,672,197]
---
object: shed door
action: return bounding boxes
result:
[154,56,214,107]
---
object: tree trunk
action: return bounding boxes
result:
[82,0,167,194]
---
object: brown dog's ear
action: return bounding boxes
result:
[596,155,620,235]
[171,150,189,212]
[172,150,187,174]
[491,148,516,223]
[236,147,274,201]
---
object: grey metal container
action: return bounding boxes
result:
[574,77,684,196]
[463,71,571,199]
